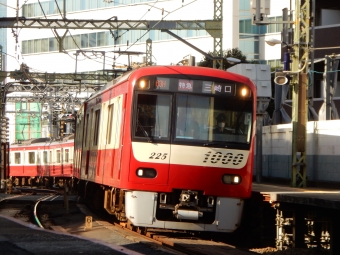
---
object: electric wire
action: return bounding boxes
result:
[114,0,198,62]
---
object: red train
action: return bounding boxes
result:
[9,136,74,187]
[74,65,257,232]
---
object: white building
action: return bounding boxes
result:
[1,0,289,75]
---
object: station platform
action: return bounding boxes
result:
[252,182,340,209]
[0,214,142,255]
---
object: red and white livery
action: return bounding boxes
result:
[9,136,74,186]
[74,66,256,232]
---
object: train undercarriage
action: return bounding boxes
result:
[77,180,244,233]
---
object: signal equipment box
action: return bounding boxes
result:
[228,64,271,98]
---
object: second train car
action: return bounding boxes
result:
[9,136,74,187]
[74,65,256,232]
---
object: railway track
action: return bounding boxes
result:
[0,189,333,254]
[0,190,255,255]
[77,199,255,255]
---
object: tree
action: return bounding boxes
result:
[197,48,247,69]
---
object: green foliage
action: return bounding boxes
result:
[197,48,247,69]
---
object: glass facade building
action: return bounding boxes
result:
[238,0,283,67]
[20,0,208,55]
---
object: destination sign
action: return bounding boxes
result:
[202,81,235,95]
[178,79,193,92]
[141,76,240,96]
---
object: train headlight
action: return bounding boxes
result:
[222,174,241,184]
[240,87,251,98]
[136,168,157,178]
[137,79,150,90]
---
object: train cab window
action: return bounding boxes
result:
[43,151,48,164]
[14,152,21,164]
[134,93,171,140]
[28,152,35,164]
[65,149,69,163]
[174,93,253,148]
[56,150,61,163]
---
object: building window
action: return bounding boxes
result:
[49,38,58,51]
[89,33,97,47]
[81,34,89,48]
[22,29,207,55]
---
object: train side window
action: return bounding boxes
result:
[28,152,35,164]
[49,151,52,163]
[84,113,90,147]
[14,152,21,164]
[93,109,101,146]
[106,104,114,144]
[43,151,48,164]
[56,150,61,163]
[65,149,69,163]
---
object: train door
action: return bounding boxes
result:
[100,94,124,185]
[81,111,91,180]
[74,106,84,179]
[36,150,42,177]
[97,95,118,185]
[42,150,49,176]
[88,104,102,182]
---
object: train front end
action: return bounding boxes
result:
[125,66,256,232]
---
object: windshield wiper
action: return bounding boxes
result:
[137,120,154,143]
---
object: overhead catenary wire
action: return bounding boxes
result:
[14,0,200,69]
[114,0,198,62]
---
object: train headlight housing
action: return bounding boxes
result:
[222,174,241,184]
[136,168,157,178]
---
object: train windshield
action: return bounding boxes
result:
[133,75,253,148]
[135,93,171,141]
[175,94,253,146]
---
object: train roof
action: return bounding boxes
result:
[11,134,74,148]
[87,65,255,101]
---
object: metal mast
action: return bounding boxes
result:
[291,0,310,187]
[213,0,223,69]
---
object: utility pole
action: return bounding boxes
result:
[253,0,310,187]
[290,0,309,187]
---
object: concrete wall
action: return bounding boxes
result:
[257,120,340,183]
